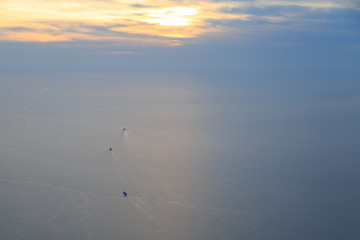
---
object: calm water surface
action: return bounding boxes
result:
[1,74,359,239]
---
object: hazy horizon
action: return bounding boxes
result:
[1,1,360,239]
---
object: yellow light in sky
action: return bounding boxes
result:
[141,7,198,26]
[1,0,346,45]
[0,0,254,44]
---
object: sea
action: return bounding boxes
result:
[1,74,359,239]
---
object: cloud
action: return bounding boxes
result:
[130,4,157,8]
[0,0,358,45]
[107,51,137,55]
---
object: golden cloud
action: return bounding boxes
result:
[0,0,354,45]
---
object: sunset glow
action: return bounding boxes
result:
[141,7,198,26]
[0,0,357,45]
[0,0,360,239]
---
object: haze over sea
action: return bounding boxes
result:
[1,0,360,239]
[1,73,359,239]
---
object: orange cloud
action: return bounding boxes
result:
[0,0,356,45]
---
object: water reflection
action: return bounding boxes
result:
[0,74,359,239]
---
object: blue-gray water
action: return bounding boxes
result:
[1,74,359,239]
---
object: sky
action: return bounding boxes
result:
[1,2,360,240]
[0,0,359,79]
